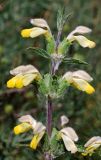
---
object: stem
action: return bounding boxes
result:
[46,96,52,137]
[45,29,62,160]
[45,96,53,160]
[45,58,56,160]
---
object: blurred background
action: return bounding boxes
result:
[0,0,101,159]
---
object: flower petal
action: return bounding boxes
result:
[30,27,47,38]
[67,26,92,40]
[14,122,32,135]
[62,72,73,83]
[61,115,69,126]
[21,28,32,38]
[7,74,24,89]
[73,78,95,94]
[22,74,37,86]
[73,70,93,82]
[61,133,78,153]
[61,127,78,142]
[7,77,17,88]
[74,35,96,48]
[84,136,101,147]
[73,26,92,34]
[30,18,50,30]
[15,75,24,88]
[18,115,37,129]
[10,65,39,76]
[34,122,46,134]
[30,131,45,149]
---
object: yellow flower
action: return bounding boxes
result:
[14,115,46,150]
[21,18,52,39]
[82,136,101,156]
[63,70,95,94]
[58,116,79,154]
[21,27,48,38]
[67,26,96,48]
[14,122,32,135]
[7,65,41,89]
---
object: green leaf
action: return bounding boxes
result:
[57,7,72,31]
[63,57,88,65]
[27,47,50,59]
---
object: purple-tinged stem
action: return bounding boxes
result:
[46,96,52,137]
[45,29,62,160]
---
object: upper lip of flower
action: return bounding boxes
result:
[10,64,39,75]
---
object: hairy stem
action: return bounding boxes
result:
[46,95,52,137]
[45,59,57,160]
[45,28,62,159]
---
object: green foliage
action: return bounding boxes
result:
[50,128,65,158]
[38,74,68,98]
[63,57,88,65]
[46,36,56,54]
[58,38,70,55]
[43,128,65,158]
[28,47,50,59]
[57,7,72,32]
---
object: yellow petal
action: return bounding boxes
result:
[7,77,16,88]
[22,74,37,86]
[74,35,96,48]
[14,122,32,135]
[21,29,32,38]
[30,134,39,149]
[30,131,45,150]
[72,78,95,94]
[30,27,47,38]
[82,146,95,156]
[15,75,24,88]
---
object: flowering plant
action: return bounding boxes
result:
[7,9,101,160]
